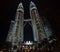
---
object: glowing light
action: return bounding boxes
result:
[24,41,33,45]
[22,46,24,48]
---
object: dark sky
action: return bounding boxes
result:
[24,21,34,41]
[0,0,60,41]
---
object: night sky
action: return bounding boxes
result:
[0,0,60,41]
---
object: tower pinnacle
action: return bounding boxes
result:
[30,1,37,11]
[17,3,24,12]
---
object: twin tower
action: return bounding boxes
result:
[6,1,49,45]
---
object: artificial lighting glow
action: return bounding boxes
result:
[22,46,24,48]
[24,41,33,45]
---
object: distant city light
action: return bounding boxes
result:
[22,46,24,48]
[24,41,33,45]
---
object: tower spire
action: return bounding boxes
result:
[30,1,37,11]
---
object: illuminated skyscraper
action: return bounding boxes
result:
[6,3,24,46]
[30,1,46,41]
